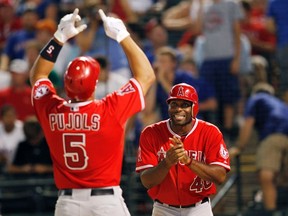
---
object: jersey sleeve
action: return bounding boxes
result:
[205,125,230,171]
[31,78,62,119]
[135,127,158,172]
[104,78,145,125]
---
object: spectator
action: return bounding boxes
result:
[240,0,276,83]
[0,59,35,121]
[266,0,288,103]
[161,0,194,47]
[0,69,11,90]
[0,0,22,54]
[142,18,169,64]
[151,46,217,121]
[229,82,288,216]
[94,55,128,99]
[191,0,244,139]
[109,0,141,23]
[75,3,131,79]
[136,83,230,216]
[0,105,25,171]
[7,115,53,175]
[179,56,218,122]
[0,4,39,71]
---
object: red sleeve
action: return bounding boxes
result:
[205,125,230,171]
[135,127,159,172]
[31,78,63,120]
[104,78,145,125]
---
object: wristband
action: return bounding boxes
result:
[40,39,63,62]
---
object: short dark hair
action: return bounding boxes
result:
[0,104,16,118]
[23,116,42,140]
[94,55,109,69]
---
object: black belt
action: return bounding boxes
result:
[155,197,209,208]
[58,188,114,196]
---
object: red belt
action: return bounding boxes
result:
[155,197,209,208]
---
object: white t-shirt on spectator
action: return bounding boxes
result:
[95,73,129,100]
[0,120,25,165]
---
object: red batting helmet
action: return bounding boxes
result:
[64,56,100,101]
[166,83,199,117]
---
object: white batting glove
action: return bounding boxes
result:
[98,9,130,43]
[54,8,87,44]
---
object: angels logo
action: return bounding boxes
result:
[116,83,135,96]
[157,147,166,161]
[34,85,50,99]
[219,144,229,159]
[177,86,185,97]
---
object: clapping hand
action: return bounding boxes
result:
[165,136,191,167]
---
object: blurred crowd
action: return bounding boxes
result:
[0,0,288,215]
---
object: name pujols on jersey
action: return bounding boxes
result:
[49,113,100,131]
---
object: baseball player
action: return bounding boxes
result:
[136,83,230,216]
[29,8,155,216]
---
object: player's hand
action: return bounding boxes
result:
[164,136,189,167]
[54,8,87,44]
[169,136,191,165]
[98,9,130,43]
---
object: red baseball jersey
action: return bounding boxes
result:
[32,78,144,189]
[136,119,230,205]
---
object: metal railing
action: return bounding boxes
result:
[211,155,243,215]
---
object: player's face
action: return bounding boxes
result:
[168,99,193,126]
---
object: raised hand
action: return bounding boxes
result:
[98,9,130,43]
[54,8,87,44]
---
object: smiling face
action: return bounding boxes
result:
[168,99,193,126]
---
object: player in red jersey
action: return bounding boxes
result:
[29,8,155,216]
[136,83,230,216]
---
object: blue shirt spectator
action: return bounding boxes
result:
[244,91,288,140]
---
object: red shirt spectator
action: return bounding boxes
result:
[0,0,22,53]
[0,59,35,121]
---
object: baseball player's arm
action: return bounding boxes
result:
[30,50,58,86]
[140,160,171,189]
[186,161,227,185]
[30,8,87,86]
[140,140,187,189]
[170,136,227,185]
[98,9,156,96]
